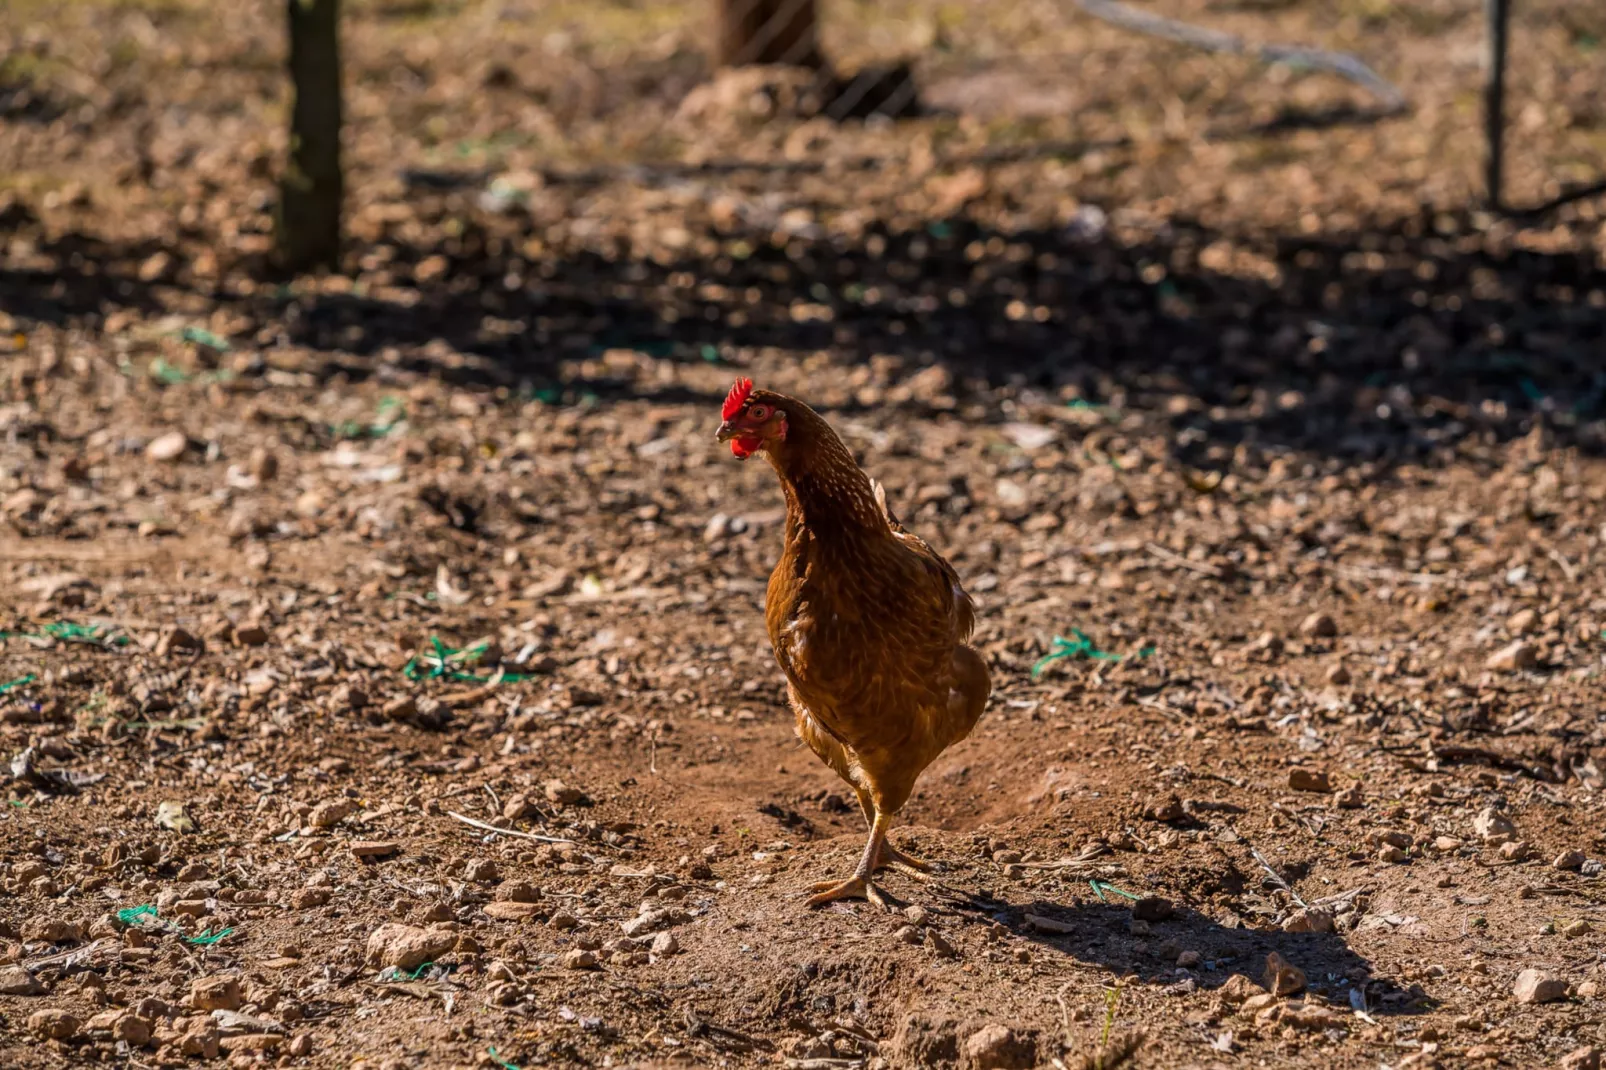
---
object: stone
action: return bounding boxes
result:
[1499,841,1530,861]
[621,908,689,937]
[1561,1047,1601,1070]
[544,779,585,805]
[1507,608,1539,636]
[548,912,579,930]
[189,976,242,1011]
[650,931,679,956]
[1333,785,1364,809]
[1325,663,1352,686]
[1263,952,1307,996]
[1554,850,1586,871]
[464,859,499,883]
[307,799,354,829]
[961,1023,1037,1070]
[1563,920,1592,938]
[1512,968,1567,1004]
[1216,975,1261,1003]
[1132,896,1174,922]
[494,879,540,903]
[501,793,537,820]
[1288,768,1332,793]
[1486,640,1536,672]
[1144,793,1184,822]
[292,888,331,909]
[1379,845,1409,864]
[0,965,41,995]
[365,924,458,971]
[892,1014,959,1068]
[1473,807,1516,844]
[28,1009,80,1039]
[482,901,543,921]
[145,431,188,463]
[926,929,958,958]
[1280,909,1334,934]
[1177,950,1202,968]
[1300,612,1337,638]
[349,841,400,860]
[562,948,598,970]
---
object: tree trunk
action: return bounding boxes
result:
[715,0,822,69]
[276,0,343,272]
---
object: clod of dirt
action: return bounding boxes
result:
[190,976,243,1011]
[1486,640,1537,672]
[28,1009,80,1040]
[1132,896,1174,922]
[0,965,41,995]
[145,431,189,463]
[892,1014,960,1067]
[962,1023,1038,1070]
[365,924,458,970]
[1473,807,1517,843]
[1263,952,1307,996]
[1513,969,1567,1004]
[1288,768,1332,793]
[1143,793,1184,822]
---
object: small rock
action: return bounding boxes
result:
[291,888,330,909]
[0,965,41,995]
[248,449,278,482]
[28,1009,80,1040]
[1554,850,1586,871]
[892,1014,960,1067]
[650,931,679,956]
[1473,807,1516,844]
[1280,909,1334,934]
[155,627,203,657]
[1561,1047,1601,1070]
[349,841,399,861]
[234,624,270,647]
[501,793,537,820]
[494,879,540,903]
[1248,632,1283,657]
[961,1023,1037,1070]
[1324,663,1352,686]
[895,925,923,946]
[926,929,958,958]
[1379,845,1409,864]
[1299,612,1337,638]
[1486,640,1536,672]
[365,924,458,971]
[1563,920,1592,938]
[464,858,499,883]
[1513,968,1567,1004]
[1263,952,1306,996]
[1507,608,1539,636]
[307,799,354,829]
[189,976,242,1011]
[482,902,543,921]
[1177,950,1201,969]
[1288,768,1332,793]
[1216,974,1261,1004]
[620,908,689,938]
[904,905,929,926]
[1577,981,1600,999]
[548,912,579,930]
[544,779,585,805]
[562,948,598,970]
[145,431,188,463]
[1499,841,1530,861]
[1132,896,1174,922]
[1434,836,1464,852]
[1144,793,1184,822]
[1332,785,1364,809]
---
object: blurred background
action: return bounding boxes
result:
[1,0,1603,438]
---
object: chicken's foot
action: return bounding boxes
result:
[876,840,934,879]
[806,810,893,909]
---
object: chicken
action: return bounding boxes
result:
[716,377,992,907]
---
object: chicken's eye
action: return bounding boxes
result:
[747,405,770,420]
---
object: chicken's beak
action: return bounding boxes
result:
[714,420,737,443]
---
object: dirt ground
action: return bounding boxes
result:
[4,0,1606,1068]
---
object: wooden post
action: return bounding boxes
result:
[715,0,822,69]
[276,0,344,272]
[1483,0,1511,211]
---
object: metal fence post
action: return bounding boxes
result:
[1483,0,1511,211]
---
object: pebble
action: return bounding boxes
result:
[1433,836,1464,852]
[1378,845,1409,864]
[926,929,958,958]
[1332,785,1364,809]
[1132,896,1173,922]
[650,931,679,956]
[544,779,585,805]
[1563,920,1592,938]
[28,1009,80,1039]
[365,924,458,970]
[1287,768,1332,793]
[189,976,243,1011]
[1299,612,1337,637]
[145,431,189,463]
[1324,663,1352,686]
[1512,968,1567,1004]
[1177,950,1201,968]
[621,908,689,937]
[307,799,354,829]
[1486,640,1536,672]
[0,965,42,995]
[903,905,929,926]
[464,859,500,883]
[1498,841,1530,861]
[292,888,331,909]
[562,949,599,970]
[349,841,400,860]
[494,879,540,903]
[1143,792,1185,822]
[1507,607,1539,636]
[1473,807,1516,844]
[896,925,924,946]
[1561,1048,1601,1070]
[483,901,544,921]
[1280,909,1334,934]
[1554,850,1586,871]
[961,1024,1036,1070]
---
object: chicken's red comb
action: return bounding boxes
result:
[722,377,755,420]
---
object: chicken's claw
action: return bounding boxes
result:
[805,875,888,909]
[875,841,934,879]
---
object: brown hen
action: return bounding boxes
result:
[716,378,992,907]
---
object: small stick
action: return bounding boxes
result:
[1249,846,1306,909]
[1145,542,1223,579]
[1545,546,1578,583]
[445,810,576,845]
[482,782,502,813]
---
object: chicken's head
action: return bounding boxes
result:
[715,377,788,459]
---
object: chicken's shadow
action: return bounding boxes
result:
[938,889,1433,1018]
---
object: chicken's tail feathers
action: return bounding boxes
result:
[870,478,904,532]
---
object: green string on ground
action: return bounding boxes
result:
[1030,629,1153,679]
[402,637,535,685]
[116,905,158,925]
[0,621,130,647]
[1089,879,1142,903]
[187,927,234,945]
[487,1046,521,1070]
[0,674,36,694]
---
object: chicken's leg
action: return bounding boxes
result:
[807,809,892,908]
[852,790,932,878]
